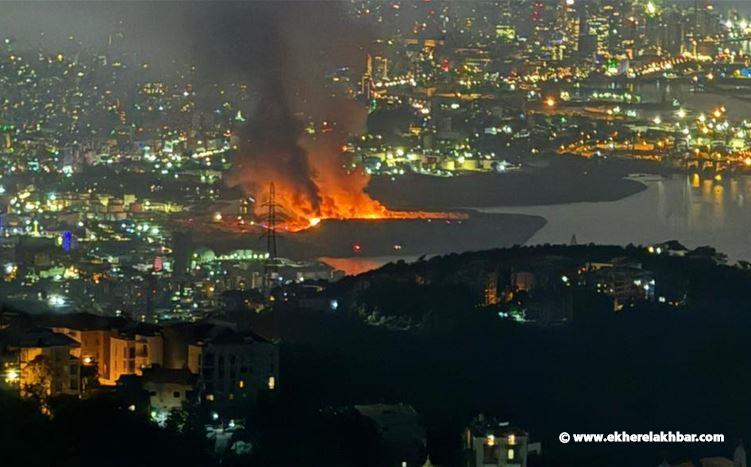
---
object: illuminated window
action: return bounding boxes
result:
[268,376,276,390]
[508,449,514,460]
[508,434,516,445]
[238,380,245,388]
[206,394,214,401]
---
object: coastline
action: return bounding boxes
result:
[202,211,546,261]
[201,157,662,268]
[366,156,651,210]
[291,211,546,258]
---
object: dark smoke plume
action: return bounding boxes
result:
[187,1,371,221]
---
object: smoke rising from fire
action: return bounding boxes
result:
[196,2,461,230]
[221,2,377,229]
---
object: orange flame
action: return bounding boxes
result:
[254,136,465,232]
[227,99,466,232]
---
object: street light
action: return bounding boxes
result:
[5,369,19,383]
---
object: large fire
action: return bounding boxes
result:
[203,1,462,234]
[254,136,465,232]
[226,80,464,232]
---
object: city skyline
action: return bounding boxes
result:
[2,2,751,466]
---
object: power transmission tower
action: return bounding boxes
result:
[264,183,278,259]
[261,183,280,293]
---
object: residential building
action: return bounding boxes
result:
[141,366,198,420]
[163,321,278,404]
[464,415,541,467]
[106,325,164,385]
[3,328,82,399]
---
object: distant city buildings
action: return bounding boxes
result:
[0,0,747,328]
[0,1,750,463]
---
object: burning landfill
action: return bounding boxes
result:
[212,2,464,231]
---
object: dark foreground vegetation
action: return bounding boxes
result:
[3,244,751,466]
